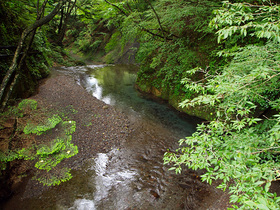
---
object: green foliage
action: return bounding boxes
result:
[36,138,66,157]
[105,31,121,53]
[25,31,52,78]
[62,120,76,135]
[0,0,66,103]
[47,45,77,66]
[0,0,28,44]
[17,99,37,112]
[180,42,280,110]
[128,0,220,99]
[35,139,78,171]
[0,99,78,186]
[35,167,73,186]
[209,1,280,44]
[24,114,62,135]
[9,99,39,118]
[164,112,280,209]
[67,0,116,57]
[0,148,35,166]
[70,0,221,66]
[165,1,280,209]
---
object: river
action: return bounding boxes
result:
[2,64,228,209]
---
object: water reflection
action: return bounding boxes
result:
[2,65,226,210]
[85,77,113,105]
[92,150,136,207]
[69,199,96,210]
[66,64,198,138]
[55,64,198,137]
[55,65,209,209]
[80,65,138,112]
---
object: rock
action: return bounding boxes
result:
[102,105,109,109]
[150,190,160,199]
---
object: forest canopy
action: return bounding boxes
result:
[1,0,280,208]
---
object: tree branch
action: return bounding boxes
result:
[103,0,172,40]
[0,0,66,109]
[104,0,129,16]
[144,0,166,41]
[251,146,280,155]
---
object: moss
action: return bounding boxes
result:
[104,50,118,64]
[135,81,151,93]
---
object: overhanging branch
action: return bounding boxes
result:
[104,0,172,40]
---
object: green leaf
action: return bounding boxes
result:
[264,182,271,192]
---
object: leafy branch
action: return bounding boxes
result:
[209,0,280,43]
[165,1,280,209]
[103,0,171,40]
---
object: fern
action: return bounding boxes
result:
[0,99,78,186]
[35,167,73,186]
[23,114,62,135]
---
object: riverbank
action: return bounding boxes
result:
[31,70,132,167]
[2,66,232,209]
[1,70,132,206]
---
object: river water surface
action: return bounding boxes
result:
[3,64,228,209]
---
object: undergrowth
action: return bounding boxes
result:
[0,99,78,186]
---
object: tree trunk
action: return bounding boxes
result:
[1,28,38,111]
[58,6,64,37]
[57,0,77,46]
[0,0,65,110]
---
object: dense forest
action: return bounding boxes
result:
[1,0,280,208]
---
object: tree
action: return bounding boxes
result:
[210,0,280,44]
[164,1,280,209]
[56,0,77,46]
[0,0,67,111]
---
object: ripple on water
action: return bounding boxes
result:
[68,198,96,210]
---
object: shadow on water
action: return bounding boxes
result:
[2,64,229,209]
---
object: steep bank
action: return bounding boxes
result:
[135,81,215,121]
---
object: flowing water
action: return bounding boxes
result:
[2,64,228,209]
[57,64,198,138]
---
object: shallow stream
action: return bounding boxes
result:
[3,64,228,209]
